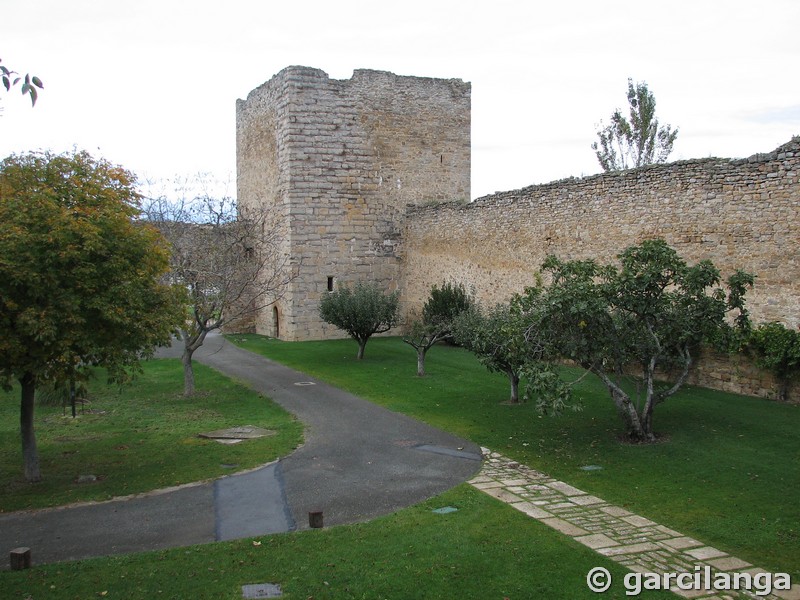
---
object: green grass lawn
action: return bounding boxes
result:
[0,359,303,512]
[2,337,797,598]
[227,334,800,579]
[1,484,675,599]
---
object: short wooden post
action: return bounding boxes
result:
[308,511,324,529]
[10,547,31,570]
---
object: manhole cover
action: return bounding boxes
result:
[242,583,282,599]
[199,426,275,445]
[432,506,458,514]
[294,381,316,386]
[580,465,603,471]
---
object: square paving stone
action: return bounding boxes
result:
[774,585,800,600]
[600,506,633,517]
[574,533,620,549]
[499,479,531,486]
[510,501,552,519]
[598,542,660,556]
[706,556,752,571]
[661,536,704,550]
[622,515,658,527]
[569,494,605,506]
[471,481,504,490]
[539,517,589,537]
[547,481,586,496]
[468,475,493,484]
[668,586,711,599]
[685,546,728,560]
[482,488,522,503]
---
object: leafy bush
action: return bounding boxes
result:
[748,321,800,401]
[422,281,473,342]
[319,281,399,359]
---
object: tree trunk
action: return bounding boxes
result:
[182,348,196,396]
[357,339,367,360]
[180,327,210,397]
[778,378,789,403]
[416,348,427,377]
[19,372,41,483]
[507,370,520,404]
[603,375,655,443]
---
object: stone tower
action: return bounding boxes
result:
[236,66,471,340]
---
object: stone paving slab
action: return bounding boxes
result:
[470,449,797,600]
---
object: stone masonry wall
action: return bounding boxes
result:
[401,138,800,400]
[237,67,470,340]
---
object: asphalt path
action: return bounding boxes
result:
[0,333,482,567]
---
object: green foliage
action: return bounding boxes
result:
[537,238,753,441]
[451,303,531,403]
[520,361,580,416]
[0,58,43,106]
[230,334,800,577]
[319,281,399,359]
[0,150,185,480]
[748,322,800,401]
[422,281,473,330]
[401,317,450,376]
[403,282,474,376]
[0,150,184,386]
[592,78,678,171]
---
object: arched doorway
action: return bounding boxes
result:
[272,306,280,339]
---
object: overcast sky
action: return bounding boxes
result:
[1,0,798,200]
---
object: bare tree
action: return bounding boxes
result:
[143,192,293,395]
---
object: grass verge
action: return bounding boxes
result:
[0,484,676,599]
[227,334,800,579]
[0,359,303,512]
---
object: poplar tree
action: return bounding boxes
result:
[592,78,679,171]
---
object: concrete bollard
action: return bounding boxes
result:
[10,547,31,570]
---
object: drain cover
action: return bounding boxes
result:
[199,426,275,445]
[432,506,458,514]
[242,583,282,599]
[580,465,603,471]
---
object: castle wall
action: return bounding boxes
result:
[401,138,800,400]
[237,66,799,401]
[237,67,470,340]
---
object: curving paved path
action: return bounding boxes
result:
[0,333,482,567]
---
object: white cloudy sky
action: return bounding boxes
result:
[1,0,798,199]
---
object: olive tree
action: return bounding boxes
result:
[0,150,183,482]
[319,281,399,359]
[534,239,752,442]
[403,282,473,376]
